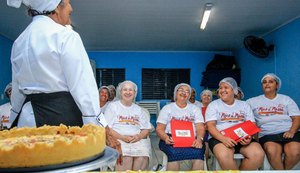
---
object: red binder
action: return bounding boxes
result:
[220,120,261,142]
[170,119,195,148]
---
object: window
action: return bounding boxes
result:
[142,68,190,100]
[96,68,125,88]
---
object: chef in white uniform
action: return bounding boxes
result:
[7,0,108,128]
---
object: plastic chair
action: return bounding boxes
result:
[160,152,208,171]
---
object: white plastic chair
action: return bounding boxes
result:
[160,152,208,171]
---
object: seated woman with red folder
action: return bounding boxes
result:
[156,83,206,171]
[206,77,265,170]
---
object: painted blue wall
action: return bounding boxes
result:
[88,51,232,106]
[235,18,300,106]
[0,35,13,104]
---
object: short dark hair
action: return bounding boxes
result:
[27,0,64,17]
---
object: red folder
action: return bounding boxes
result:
[220,120,261,142]
[170,119,195,148]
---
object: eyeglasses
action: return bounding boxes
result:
[177,89,190,94]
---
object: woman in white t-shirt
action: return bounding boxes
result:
[206,77,264,170]
[104,81,152,171]
[156,83,205,171]
[247,73,300,170]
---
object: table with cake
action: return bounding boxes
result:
[0,124,118,172]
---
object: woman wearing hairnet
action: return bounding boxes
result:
[156,83,205,171]
[247,73,300,170]
[99,86,111,114]
[199,89,213,160]
[206,77,264,170]
[0,83,12,129]
[7,0,120,155]
[104,81,152,171]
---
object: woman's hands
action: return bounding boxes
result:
[192,139,203,148]
[283,131,295,139]
[220,136,237,148]
[164,135,174,145]
[239,135,252,145]
[121,134,142,143]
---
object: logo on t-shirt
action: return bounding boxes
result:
[257,104,284,116]
[220,111,245,122]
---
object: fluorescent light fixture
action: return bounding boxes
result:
[200,3,213,30]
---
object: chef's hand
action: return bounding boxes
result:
[105,127,122,165]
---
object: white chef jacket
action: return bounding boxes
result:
[10,15,106,126]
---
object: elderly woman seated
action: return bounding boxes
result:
[156,83,206,171]
[104,80,152,171]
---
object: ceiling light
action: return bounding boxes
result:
[200,3,213,30]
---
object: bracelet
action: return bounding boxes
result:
[197,136,204,141]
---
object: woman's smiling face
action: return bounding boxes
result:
[219,82,234,104]
[176,85,190,102]
[120,83,136,103]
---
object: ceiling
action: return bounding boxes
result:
[1,0,300,51]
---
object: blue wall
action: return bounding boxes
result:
[0,35,13,104]
[235,18,300,106]
[1,18,300,107]
[88,51,232,106]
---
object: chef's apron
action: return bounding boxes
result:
[27,91,83,127]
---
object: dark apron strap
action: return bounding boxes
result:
[10,98,30,129]
[28,91,83,127]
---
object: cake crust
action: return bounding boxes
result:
[0,124,106,168]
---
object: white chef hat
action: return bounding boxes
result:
[261,73,281,91]
[219,77,238,95]
[173,83,191,101]
[7,0,61,12]
[116,81,138,101]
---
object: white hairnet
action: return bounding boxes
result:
[107,85,116,90]
[219,77,238,95]
[237,87,244,99]
[7,0,61,12]
[200,89,213,101]
[173,83,191,101]
[99,86,110,98]
[4,83,12,93]
[116,81,138,101]
[261,73,281,91]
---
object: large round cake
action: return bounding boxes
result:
[0,124,106,168]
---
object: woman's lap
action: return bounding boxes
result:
[159,140,205,162]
